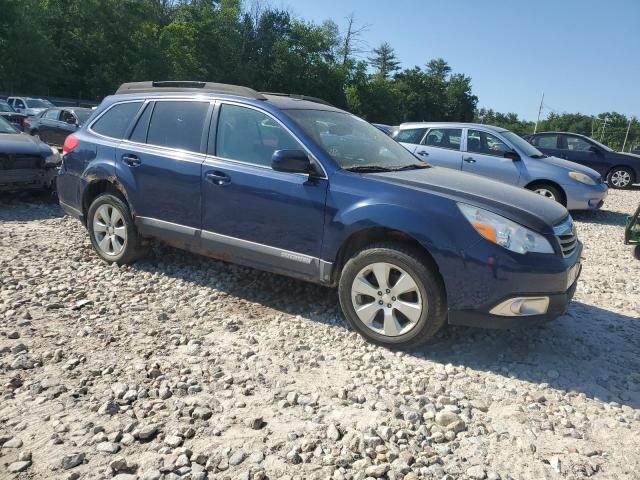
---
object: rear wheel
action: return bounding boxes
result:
[607,167,634,189]
[528,183,565,205]
[338,242,447,349]
[87,193,145,264]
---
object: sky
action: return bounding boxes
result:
[284,0,640,121]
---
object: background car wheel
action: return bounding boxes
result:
[606,167,634,189]
[338,242,447,349]
[87,193,145,264]
[528,183,565,206]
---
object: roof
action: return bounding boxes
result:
[528,131,590,137]
[398,122,508,133]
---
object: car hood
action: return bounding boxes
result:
[0,133,52,156]
[370,167,568,234]
[537,155,601,178]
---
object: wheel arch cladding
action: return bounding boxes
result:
[82,179,131,219]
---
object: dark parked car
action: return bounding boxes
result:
[0,116,61,191]
[525,132,640,189]
[0,100,27,131]
[58,81,582,349]
[25,107,93,148]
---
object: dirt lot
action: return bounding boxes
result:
[1,189,639,480]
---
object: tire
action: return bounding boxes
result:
[87,193,145,264]
[634,245,640,261]
[338,242,447,349]
[606,167,634,189]
[528,183,565,205]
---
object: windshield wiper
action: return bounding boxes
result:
[344,165,395,173]
[392,163,431,171]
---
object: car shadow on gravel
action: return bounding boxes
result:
[572,209,631,226]
[414,301,640,409]
[0,191,64,221]
[135,245,640,409]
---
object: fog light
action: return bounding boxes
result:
[489,297,549,316]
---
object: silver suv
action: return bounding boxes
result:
[394,122,608,210]
[7,97,53,116]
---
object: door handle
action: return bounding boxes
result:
[417,150,429,157]
[205,170,231,185]
[122,154,141,167]
[463,157,476,163]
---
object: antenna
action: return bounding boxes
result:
[534,92,544,133]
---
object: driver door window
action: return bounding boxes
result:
[61,110,77,124]
[563,135,592,151]
[215,104,301,167]
[467,130,510,157]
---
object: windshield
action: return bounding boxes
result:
[25,99,51,108]
[74,110,92,123]
[502,131,546,158]
[587,137,613,152]
[0,116,18,133]
[286,109,423,170]
[0,101,15,113]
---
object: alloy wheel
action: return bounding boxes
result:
[92,204,127,256]
[610,169,631,188]
[534,188,556,200]
[350,262,424,337]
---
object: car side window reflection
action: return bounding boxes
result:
[467,129,510,157]
[215,104,301,167]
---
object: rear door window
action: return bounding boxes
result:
[393,128,427,144]
[146,101,210,153]
[423,128,462,150]
[92,102,143,139]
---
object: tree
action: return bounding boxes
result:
[368,42,400,80]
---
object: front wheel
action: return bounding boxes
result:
[338,242,447,349]
[607,167,634,189]
[528,183,565,205]
[87,193,145,264]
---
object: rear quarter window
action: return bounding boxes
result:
[394,128,427,144]
[91,102,143,139]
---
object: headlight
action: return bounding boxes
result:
[458,203,554,254]
[45,148,61,165]
[568,171,596,185]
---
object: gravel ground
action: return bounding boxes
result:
[1,189,639,480]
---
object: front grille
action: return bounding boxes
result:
[0,154,42,170]
[553,216,578,257]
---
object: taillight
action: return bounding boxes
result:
[63,134,79,155]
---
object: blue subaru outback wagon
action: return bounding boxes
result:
[57,81,582,348]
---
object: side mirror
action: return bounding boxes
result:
[588,145,601,154]
[271,149,316,175]
[504,150,520,161]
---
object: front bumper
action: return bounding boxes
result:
[436,234,583,330]
[564,182,608,211]
[0,167,57,192]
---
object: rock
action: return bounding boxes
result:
[96,441,121,453]
[3,437,23,448]
[229,449,246,466]
[192,407,212,420]
[135,423,159,441]
[286,450,302,464]
[164,434,184,448]
[8,461,31,473]
[466,465,487,480]
[141,470,162,480]
[62,453,85,470]
[327,423,341,441]
[435,410,461,428]
[365,463,390,477]
[11,354,35,369]
[98,400,120,416]
[7,330,20,339]
[246,416,265,429]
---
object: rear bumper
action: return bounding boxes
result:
[564,182,608,210]
[0,168,57,191]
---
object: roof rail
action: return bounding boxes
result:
[261,92,334,107]
[115,81,267,100]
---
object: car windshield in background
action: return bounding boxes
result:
[503,131,546,158]
[286,110,424,171]
[0,101,15,113]
[75,110,92,123]
[0,117,17,133]
[26,99,51,108]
